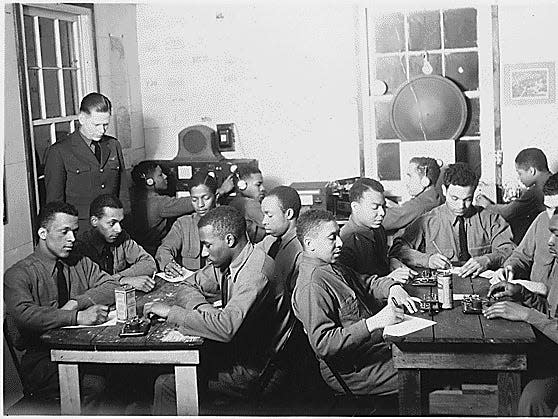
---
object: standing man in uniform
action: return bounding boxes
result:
[45,93,125,233]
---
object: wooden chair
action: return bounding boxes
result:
[3,316,60,415]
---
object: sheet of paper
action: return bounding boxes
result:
[383,314,436,337]
[156,270,194,283]
[448,267,494,279]
[489,277,548,296]
[62,310,117,329]
[161,330,202,343]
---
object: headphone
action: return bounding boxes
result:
[229,164,247,191]
[139,173,154,186]
[419,165,431,188]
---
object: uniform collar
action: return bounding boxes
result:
[34,245,61,274]
[300,253,331,268]
[229,242,254,282]
[278,226,298,248]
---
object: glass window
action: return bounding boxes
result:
[444,8,477,49]
[38,17,56,67]
[375,13,405,53]
[408,11,441,51]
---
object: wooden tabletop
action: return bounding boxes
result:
[41,277,204,351]
[386,272,536,346]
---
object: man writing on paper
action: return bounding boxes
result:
[292,209,419,399]
[4,201,119,409]
[484,209,558,416]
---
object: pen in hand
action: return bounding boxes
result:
[432,240,453,269]
[391,297,401,309]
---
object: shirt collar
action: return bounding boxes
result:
[229,242,254,282]
[78,130,93,148]
[279,226,298,248]
[346,214,379,242]
[300,253,330,268]
[34,245,60,274]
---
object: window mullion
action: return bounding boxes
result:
[72,21,83,101]
[54,18,67,119]
[33,16,47,120]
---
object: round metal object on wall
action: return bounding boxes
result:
[389,75,468,141]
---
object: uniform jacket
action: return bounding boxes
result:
[255,228,303,294]
[167,243,292,370]
[4,246,119,351]
[392,204,515,269]
[44,131,124,221]
[75,228,156,279]
[156,213,203,271]
[292,255,398,395]
[338,216,390,277]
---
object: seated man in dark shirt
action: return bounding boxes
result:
[76,194,156,292]
[4,201,119,409]
[338,177,416,283]
[145,206,291,414]
[484,210,558,416]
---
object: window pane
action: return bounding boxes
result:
[28,69,41,120]
[445,52,479,91]
[375,13,405,53]
[24,15,37,67]
[409,53,442,79]
[464,97,480,136]
[43,70,61,118]
[408,11,441,51]
[55,121,71,141]
[39,17,57,67]
[444,8,477,49]
[376,56,407,95]
[377,142,401,181]
[33,124,52,169]
[63,70,79,115]
[60,20,75,68]
[375,101,397,140]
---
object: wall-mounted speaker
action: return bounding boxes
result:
[175,125,224,162]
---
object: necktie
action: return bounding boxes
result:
[100,245,114,275]
[267,237,282,259]
[221,269,231,306]
[92,141,101,163]
[457,216,471,262]
[55,261,69,307]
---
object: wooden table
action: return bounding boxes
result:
[385,274,536,416]
[41,278,204,415]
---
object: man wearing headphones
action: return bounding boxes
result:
[382,157,444,235]
[227,165,266,243]
[130,162,195,256]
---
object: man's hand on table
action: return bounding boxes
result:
[366,302,404,332]
[428,253,452,269]
[483,301,530,322]
[144,302,171,319]
[121,275,156,292]
[388,284,421,313]
[487,280,523,300]
[388,267,418,284]
[493,266,515,282]
[60,299,78,310]
[458,256,490,277]
[164,261,189,278]
[77,305,109,325]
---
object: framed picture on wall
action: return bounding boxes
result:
[503,62,556,105]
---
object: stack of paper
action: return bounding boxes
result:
[489,277,548,296]
[156,270,194,283]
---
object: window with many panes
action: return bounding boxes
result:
[372,8,481,183]
[18,4,96,214]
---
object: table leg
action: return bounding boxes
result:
[498,371,521,416]
[58,363,81,415]
[398,369,427,415]
[175,365,198,415]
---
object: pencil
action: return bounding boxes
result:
[432,240,443,254]
[391,297,401,309]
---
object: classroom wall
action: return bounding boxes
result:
[498,1,558,182]
[93,3,146,208]
[3,3,32,407]
[136,2,364,187]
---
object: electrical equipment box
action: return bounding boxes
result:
[290,181,332,214]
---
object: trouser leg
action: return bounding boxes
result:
[518,376,558,417]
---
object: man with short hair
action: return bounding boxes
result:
[392,163,515,277]
[4,201,119,407]
[492,173,558,290]
[292,209,419,397]
[228,165,266,243]
[75,194,156,292]
[145,206,291,414]
[257,185,303,293]
[484,210,558,416]
[383,156,444,234]
[338,177,416,282]
[45,93,125,233]
[477,147,552,243]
